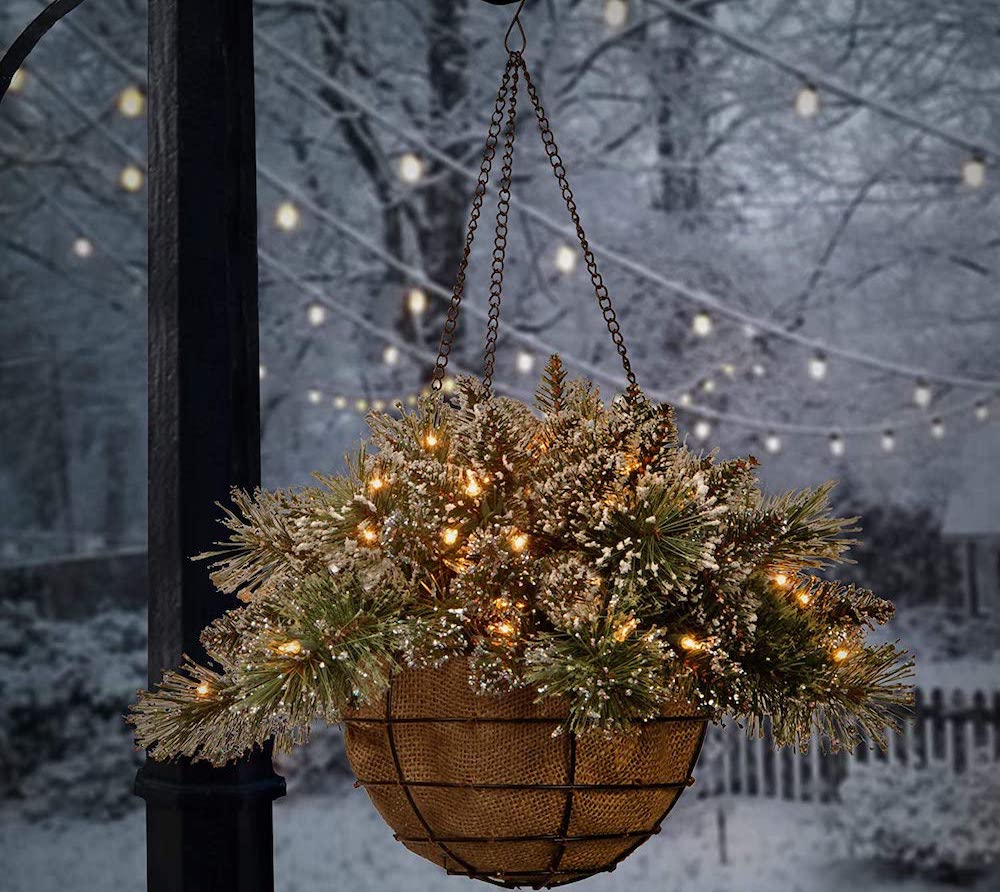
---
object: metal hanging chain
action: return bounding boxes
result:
[431,54,518,392]
[516,55,641,399]
[482,61,520,393]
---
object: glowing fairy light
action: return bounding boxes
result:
[442,376,457,394]
[751,362,766,378]
[516,351,535,374]
[423,431,439,448]
[307,388,323,405]
[72,237,94,259]
[808,353,827,381]
[795,84,819,118]
[613,617,638,642]
[721,363,736,378]
[829,434,845,457]
[797,592,811,606]
[510,532,529,552]
[603,0,628,28]
[195,682,211,697]
[464,473,482,498]
[930,417,945,439]
[701,378,716,393]
[355,398,368,412]
[832,646,850,662]
[382,345,400,366]
[117,86,145,118]
[358,525,378,545]
[975,402,990,422]
[693,419,712,441]
[962,156,985,188]
[275,201,300,231]
[554,244,577,273]
[680,635,704,652]
[119,164,144,192]
[772,573,789,587]
[372,399,386,413]
[397,152,425,183]
[488,621,516,639]
[306,303,327,326]
[913,381,932,408]
[333,395,347,410]
[407,288,428,315]
[764,432,782,454]
[679,392,692,407]
[881,430,896,452]
[441,527,459,546]
[692,312,713,337]
[276,639,302,656]
[742,324,758,339]
[368,477,384,492]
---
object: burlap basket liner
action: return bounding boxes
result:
[344,659,707,888]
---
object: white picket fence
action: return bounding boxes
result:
[694,687,1000,802]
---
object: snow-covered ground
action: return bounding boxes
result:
[3,785,998,892]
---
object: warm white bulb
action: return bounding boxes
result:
[679,392,692,407]
[406,287,428,315]
[693,419,712,441]
[721,363,735,378]
[701,378,716,393]
[9,68,27,93]
[405,394,418,406]
[382,345,400,366]
[881,430,896,452]
[962,157,985,189]
[275,201,300,231]
[913,382,932,408]
[692,312,713,337]
[554,244,577,273]
[829,434,845,457]
[307,303,327,326]
[516,350,535,374]
[119,164,144,192]
[442,376,456,394]
[307,388,323,405]
[751,362,766,378]
[372,399,386,412]
[117,86,145,118]
[742,323,758,339]
[764,432,782,454]
[931,418,945,439]
[398,152,424,184]
[333,395,348,410]
[795,85,820,118]
[603,0,628,28]
[808,354,827,381]
[72,237,94,259]
[355,398,368,412]
[975,402,990,422]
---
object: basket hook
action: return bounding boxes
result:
[503,0,528,55]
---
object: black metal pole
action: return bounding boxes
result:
[135,2,285,891]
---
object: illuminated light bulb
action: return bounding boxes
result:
[72,237,94,259]
[372,399,386,413]
[119,164,144,192]
[276,639,302,656]
[881,430,896,452]
[442,376,456,394]
[693,419,712,441]
[701,378,716,393]
[603,0,628,28]
[407,287,428,315]
[554,244,577,273]
[931,417,945,439]
[405,394,418,406]
[368,477,384,492]
[195,682,212,698]
[275,201,300,231]
[258,363,267,380]
[358,525,378,545]
[9,67,27,93]
[441,527,459,546]
[117,86,145,118]
[764,432,782,454]
[516,350,535,374]
[829,433,845,457]
[808,353,827,381]
[692,312,713,337]
[493,597,511,609]
[795,84,820,118]
[680,635,704,652]
[751,362,766,378]
[307,388,323,405]
[488,621,516,639]
[514,599,527,610]
[307,303,327,326]
[613,617,638,642]
[398,152,425,183]
[742,324,758,339]
[797,592,811,607]
[423,431,439,448]
[832,647,850,662]
[679,392,692,407]
[721,363,736,378]
[913,381,932,409]
[382,345,400,366]
[772,573,789,587]
[333,395,348,410]
[510,532,529,552]
[975,402,990,422]
[464,473,482,497]
[962,156,985,189]
[355,398,368,412]
[420,387,431,398]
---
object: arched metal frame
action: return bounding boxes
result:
[0,0,87,103]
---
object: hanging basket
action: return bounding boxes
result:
[344,659,708,888]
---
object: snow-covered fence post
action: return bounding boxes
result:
[132,1,285,890]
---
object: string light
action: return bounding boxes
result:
[829,433,845,457]
[306,303,327,326]
[407,287,428,315]
[372,399,386,413]
[368,477,385,492]
[962,156,986,189]
[795,84,820,118]
[975,402,990,421]
[510,532,529,552]
[258,363,267,380]
[333,395,347,410]
[276,639,303,656]
[603,0,629,28]
[930,417,945,439]
[423,431,439,448]
[692,311,713,337]
[764,432,782,454]
[487,620,516,639]
[358,525,378,545]
[679,392,692,407]
[355,398,368,412]
[742,324,758,339]
[9,67,28,94]
[397,152,424,183]
[307,388,323,405]
[119,164,144,192]
[772,572,789,587]
[693,419,712,441]
[913,381,932,408]
[881,430,896,452]
[751,362,766,378]
[554,244,577,273]
[516,350,535,374]
[275,201,300,231]
[808,353,827,381]
[832,646,850,662]
[195,682,212,698]
[72,237,94,259]
[382,345,400,366]
[700,378,716,393]
[796,592,811,606]
[464,473,482,497]
[117,86,145,118]
[441,527,459,546]
[613,617,638,642]
[680,635,704,652]
[721,363,736,378]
